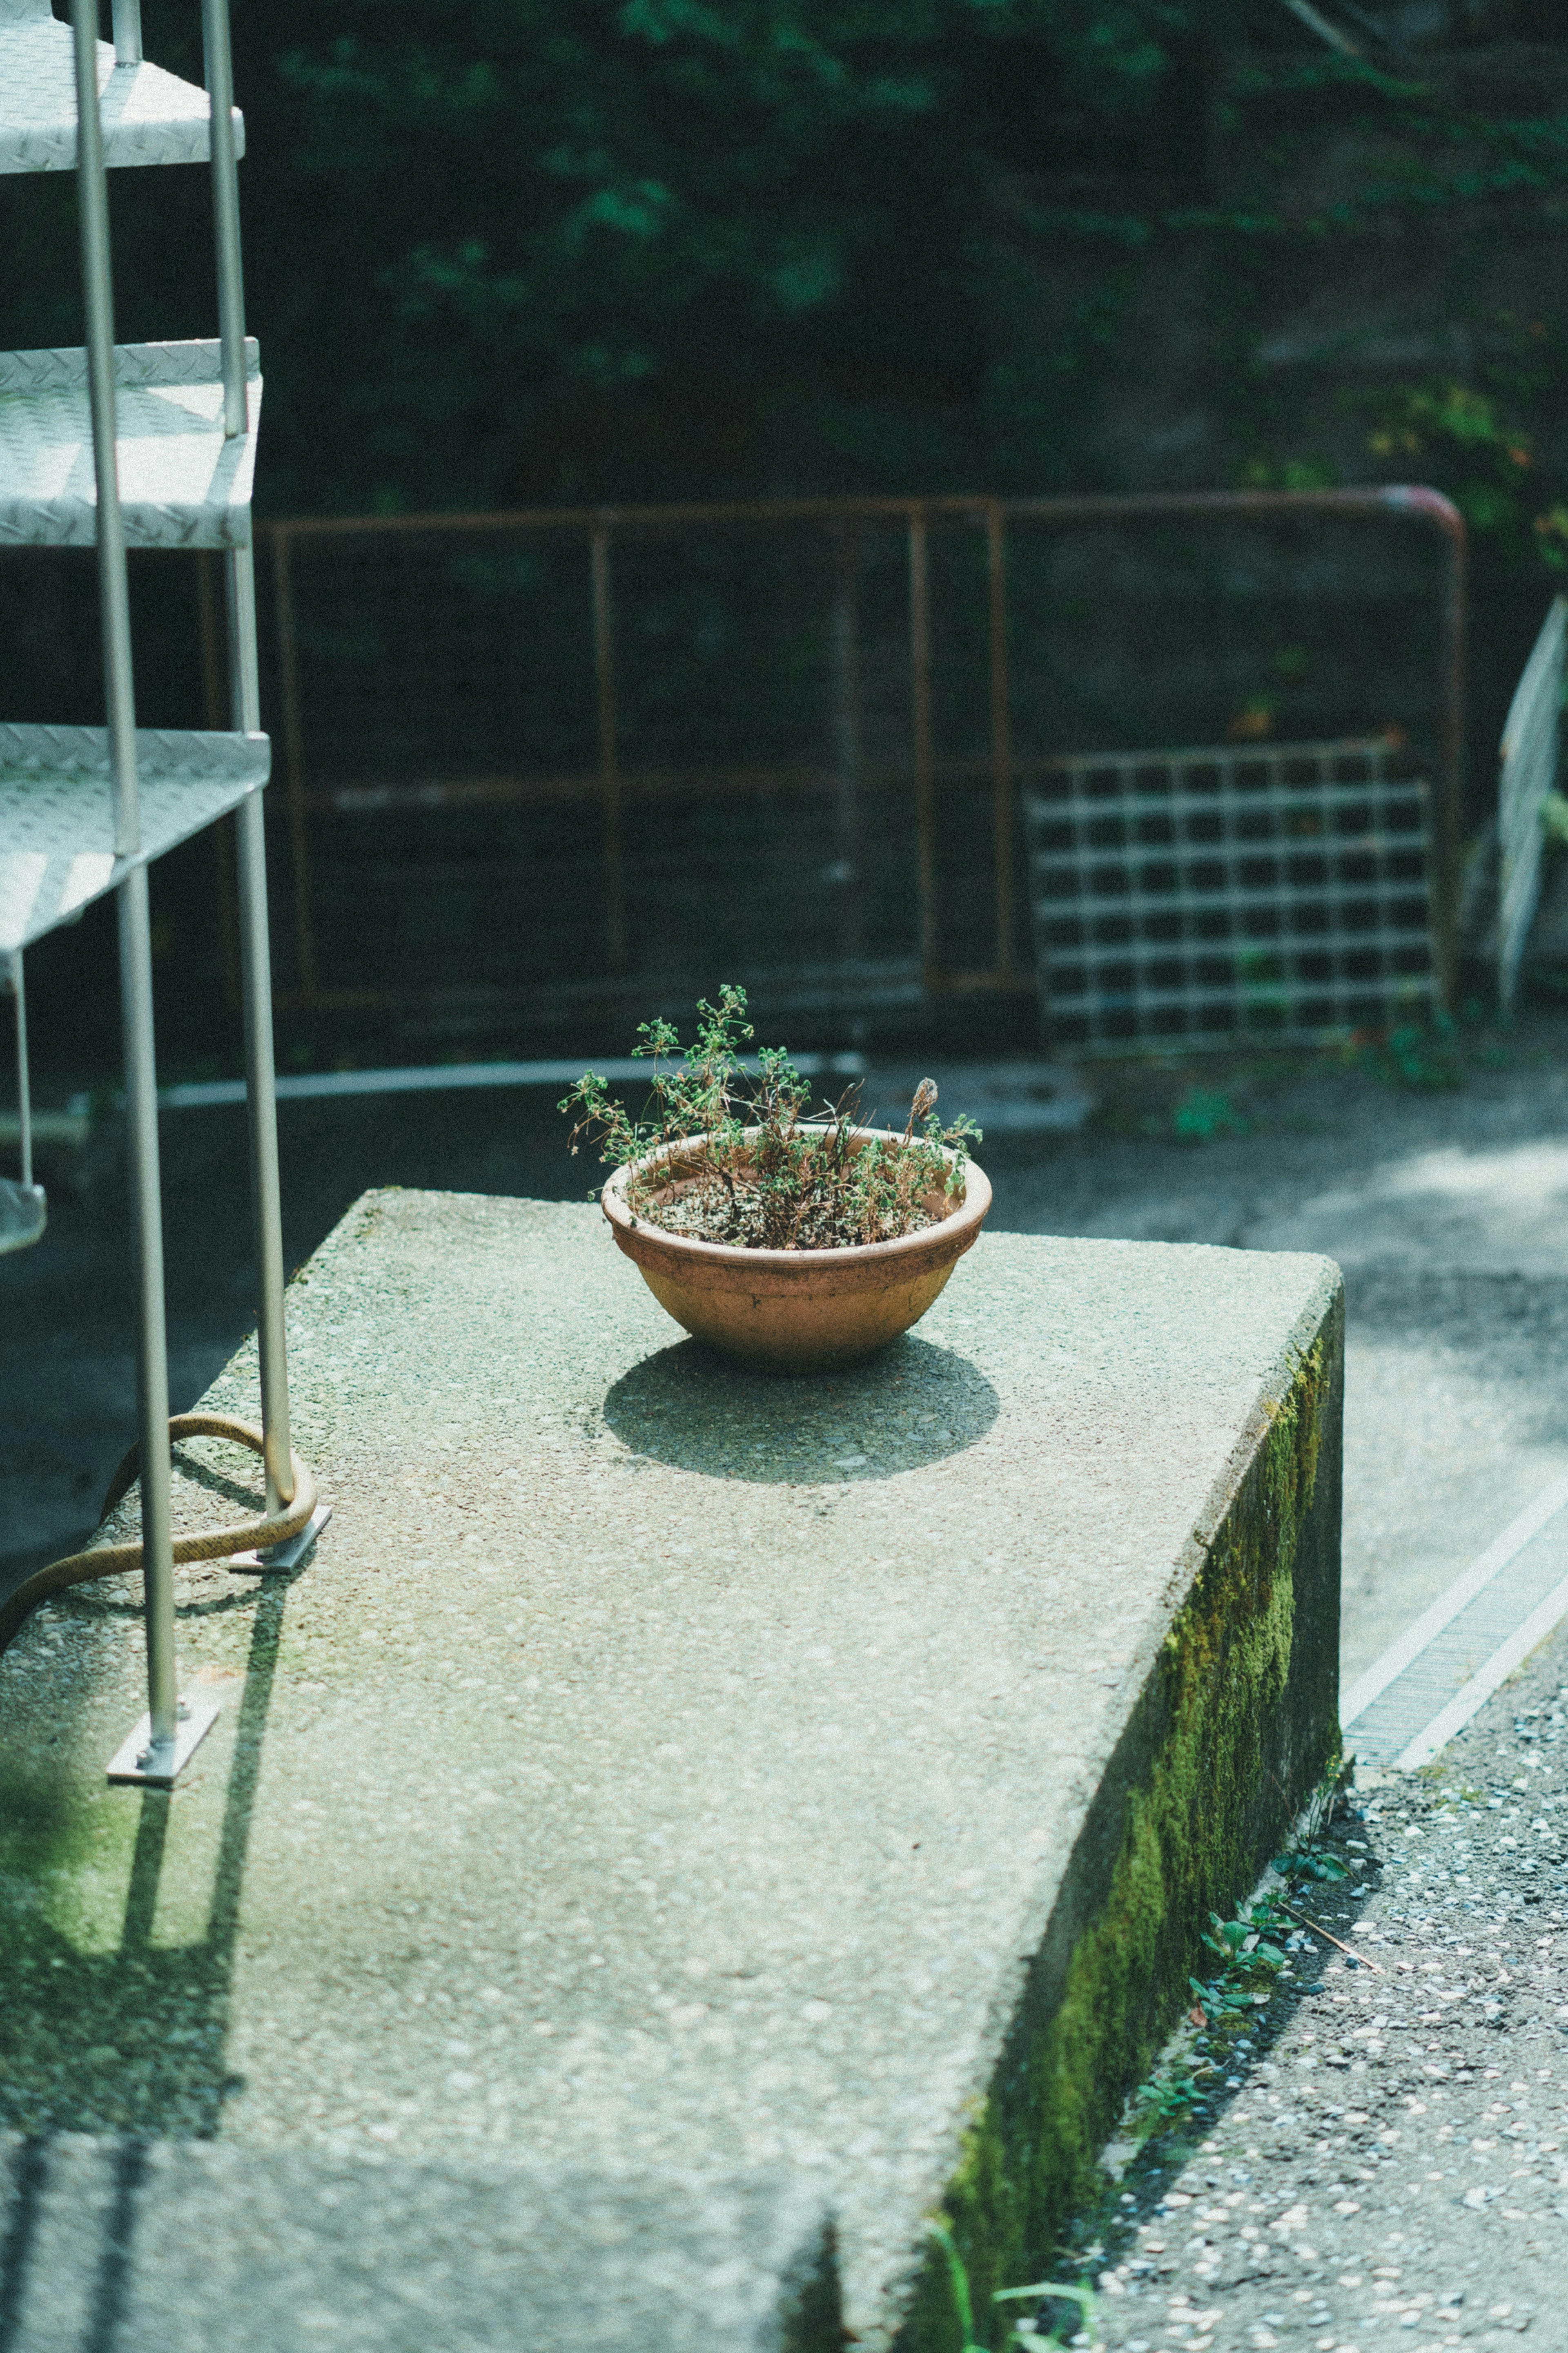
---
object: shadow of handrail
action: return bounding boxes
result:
[0,1557,295,2344]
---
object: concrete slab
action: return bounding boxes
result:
[0,2137,836,2353]
[0,1195,1343,2349]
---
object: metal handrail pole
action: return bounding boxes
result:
[200,0,247,439]
[118,870,177,1745]
[11,954,32,1190]
[202,0,292,1512]
[590,523,626,972]
[72,0,176,1750]
[270,531,322,995]
[111,0,142,65]
[907,509,937,987]
[254,494,996,543]
[984,500,1016,981]
[1388,485,1467,1005]
[829,529,864,976]
[227,543,294,1513]
[73,0,138,861]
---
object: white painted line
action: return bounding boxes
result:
[158,1051,868,1111]
[1397,1566,1568,1770]
[163,1060,651,1108]
[1340,1466,1568,1729]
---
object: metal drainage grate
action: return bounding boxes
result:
[1023,737,1437,1053]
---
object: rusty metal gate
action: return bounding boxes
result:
[233,486,1464,1045]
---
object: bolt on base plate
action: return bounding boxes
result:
[228,1499,332,1574]
[106,1692,221,1785]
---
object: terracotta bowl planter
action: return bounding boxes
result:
[601,1128,991,1373]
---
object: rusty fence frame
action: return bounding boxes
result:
[244,484,1465,1021]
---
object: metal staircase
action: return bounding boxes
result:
[0,0,325,1780]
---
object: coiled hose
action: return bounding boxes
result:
[0,1412,317,1659]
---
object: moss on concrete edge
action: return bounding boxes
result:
[897,1278,1345,2352]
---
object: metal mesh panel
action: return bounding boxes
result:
[1024,738,1436,1051]
[219,494,1463,1043]
[259,514,1007,1023]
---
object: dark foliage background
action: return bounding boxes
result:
[9,2,1568,1072]
[7,5,1568,553]
[7,1,1200,513]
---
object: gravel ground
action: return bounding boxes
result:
[1055,1625,1568,2353]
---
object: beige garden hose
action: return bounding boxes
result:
[0,1413,317,1658]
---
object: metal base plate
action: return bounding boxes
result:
[107,1693,221,1786]
[228,1500,332,1575]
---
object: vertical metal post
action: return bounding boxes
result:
[225,545,293,1515]
[200,6,293,1519]
[1434,513,1468,1013]
[908,508,937,988]
[118,870,178,1744]
[75,3,137,863]
[200,0,247,440]
[111,0,142,65]
[270,529,322,999]
[197,549,226,725]
[198,553,243,1012]
[1378,486,1467,1012]
[985,501,1017,983]
[829,532,863,974]
[591,522,626,972]
[10,954,32,1192]
[71,0,178,1754]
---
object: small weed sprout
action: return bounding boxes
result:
[927,2224,1097,2351]
[560,984,980,1250]
[1170,1086,1252,1142]
[1130,1766,1358,2131]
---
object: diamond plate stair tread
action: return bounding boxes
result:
[0,2137,839,2353]
[0,725,270,952]
[0,0,243,174]
[0,339,260,549]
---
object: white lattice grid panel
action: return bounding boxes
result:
[0,724,270,951]
[0,0,243,174]
[0,339,260,549]
[1025,738,1437,1052]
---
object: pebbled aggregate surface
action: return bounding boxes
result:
[1067,1624,1568,2353]
[0,1193,1340,2352]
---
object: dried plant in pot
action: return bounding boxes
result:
[561,986,991,1373]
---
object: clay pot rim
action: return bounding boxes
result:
[601,1126,991,1272]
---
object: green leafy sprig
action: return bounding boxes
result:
[927,2223,1097,2353]
[561,983,980,1251]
